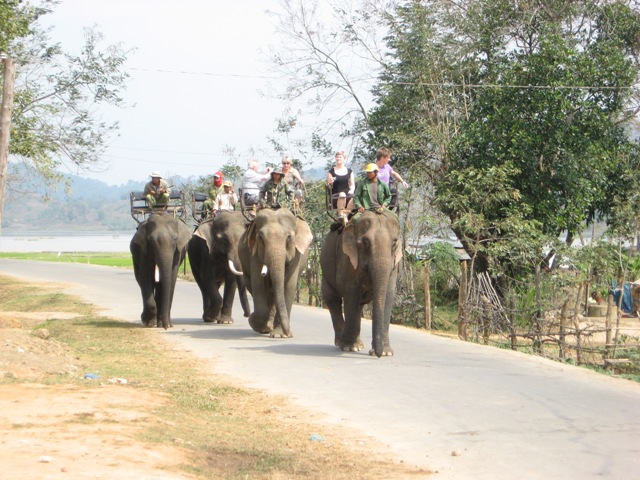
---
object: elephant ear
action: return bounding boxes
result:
[194,225,215,255]
[295,219,313,254]
[245,220,258,255]
[132,223,149,255]
[386,212,403,268]
[176,220,192,251]
[392,237,403,267]
[342,225,359,270]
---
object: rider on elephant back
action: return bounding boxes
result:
[202,171,224,218]
[259,169,294,210]
[351,163,392,222]
[144,171,171,208]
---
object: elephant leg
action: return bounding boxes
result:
[270,310,289,338]
[248,281,273,334]
[218,273,237,324]
[156,279,175,328]
[204,279,223,323]
[237,276,251,318]
[341,290,365,352]
[322,278,346,348]
[138,264,158,327]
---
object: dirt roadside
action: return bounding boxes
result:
[0,307,430,480]
[0,311,199,480]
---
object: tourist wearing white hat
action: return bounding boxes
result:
[143,171,171,208]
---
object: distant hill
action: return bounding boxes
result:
[1,163,328,233]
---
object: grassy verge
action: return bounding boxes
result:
[0,274,424,479]
[0,251,134,267]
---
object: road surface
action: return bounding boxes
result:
[1,259,639,479]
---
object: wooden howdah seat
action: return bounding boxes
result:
[130,190,187,225]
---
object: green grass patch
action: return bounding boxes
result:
[0,251,134,267]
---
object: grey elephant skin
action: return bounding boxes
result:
[188,211,251,324]
[238,208,313,337]
[321,210,402,357]
[130,213,192,329]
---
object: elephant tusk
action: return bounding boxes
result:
[228,259,243,276]
[261,264,268,277]
[154,266,160,283]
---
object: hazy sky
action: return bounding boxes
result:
[42,0,295,186]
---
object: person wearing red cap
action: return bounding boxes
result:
[202,170,224,218]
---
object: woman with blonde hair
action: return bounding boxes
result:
[281,156,304,200]
[326,151,355,221]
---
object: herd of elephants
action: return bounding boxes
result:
[129,207,402,357]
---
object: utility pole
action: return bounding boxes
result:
[0,55,15,233]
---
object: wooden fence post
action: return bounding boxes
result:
[458,259,468,340]
[424,261,431,330]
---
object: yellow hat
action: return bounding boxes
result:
[223,181,233,187]
[365,163,378,173]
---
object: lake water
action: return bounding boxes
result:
[0,233,136,253]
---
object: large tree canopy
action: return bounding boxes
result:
[365,0,640,271]
[0,0,130,227]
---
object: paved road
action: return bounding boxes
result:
[1,258,639,479]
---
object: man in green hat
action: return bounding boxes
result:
[259,168,294,209]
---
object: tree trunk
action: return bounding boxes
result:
[0,57,16,233]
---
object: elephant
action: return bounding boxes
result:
[320,210,402,357]
[130,212,192,329]
[238,208,313,338]
[188,211,251,324]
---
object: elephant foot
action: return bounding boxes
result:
[249,314,272,334]
[270,326,292,338]
[369,346,394,357]
[203,310,220,323]
[339,337,364,352]
[216,316,234,325]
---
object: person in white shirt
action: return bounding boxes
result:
[217,181,237,211]
[241,160,271,206]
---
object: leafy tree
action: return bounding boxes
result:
[266,0,391,160]
[0,0,130,228]
[441,0,640,271]
[365,0,459,183]
[0,0,37,51]
[366,0,640,275]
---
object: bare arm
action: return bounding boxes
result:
[348,172,355,194]
[392,171,408,188]
[292,167,304,185]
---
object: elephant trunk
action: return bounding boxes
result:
[370,258,394,357]
[265,253,290,335]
